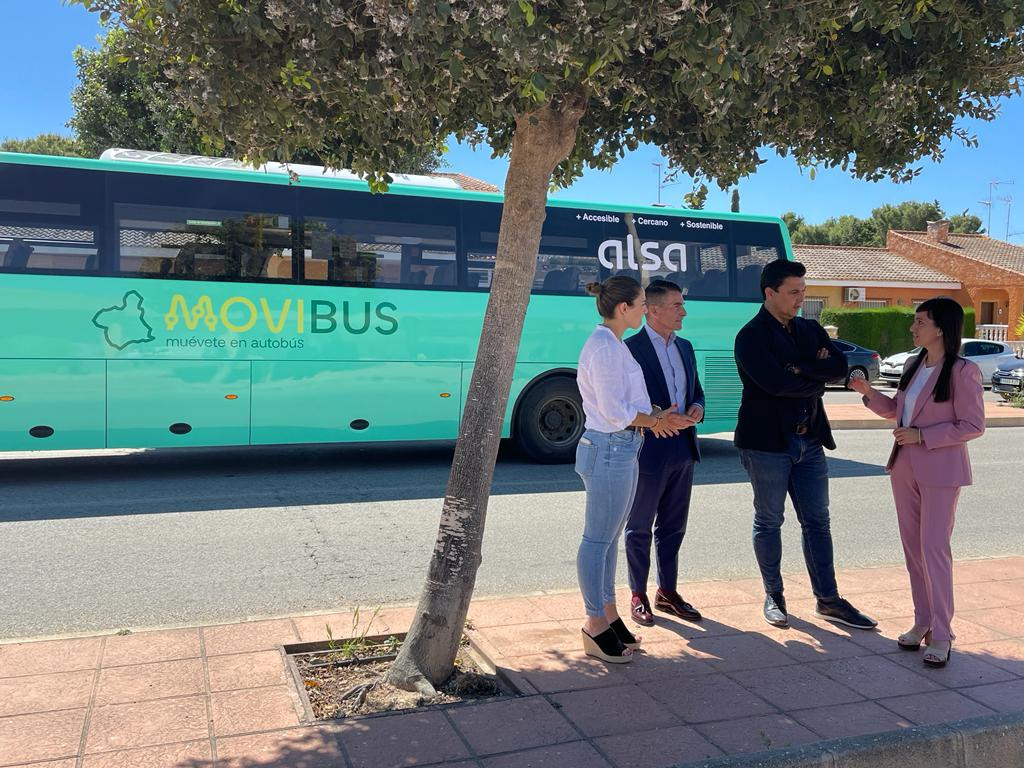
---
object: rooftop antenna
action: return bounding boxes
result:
[999,196,1014,241]
[986,179,1015,234]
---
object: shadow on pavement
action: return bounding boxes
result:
[0,435,885,522]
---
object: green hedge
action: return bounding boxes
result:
[818,306,975,357]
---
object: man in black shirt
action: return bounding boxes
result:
[734,259,876,630]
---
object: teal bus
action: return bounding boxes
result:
[0,149,791,462]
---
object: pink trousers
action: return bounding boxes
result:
[890,448,960,644]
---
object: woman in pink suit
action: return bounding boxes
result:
[849,298,985,668]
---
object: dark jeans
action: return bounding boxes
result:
[739,434,839,600]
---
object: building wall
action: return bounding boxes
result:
[804,284,957,310]
[887,231,1024,340]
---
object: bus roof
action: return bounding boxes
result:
[0,149,786,226]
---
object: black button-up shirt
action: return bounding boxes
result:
[733,306,848,452]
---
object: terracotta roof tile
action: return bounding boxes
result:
[893,231,1024,275]
[793,243,958,283]
[429,172,500,193]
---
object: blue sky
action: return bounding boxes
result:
[3,0,1022,238]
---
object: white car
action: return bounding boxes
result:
[878,339,1018,387]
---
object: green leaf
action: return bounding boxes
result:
[518,1,536,26]
[587,59,604,78]
[852,19,866,32]
[899,20,913,39]
[822,64,833,75]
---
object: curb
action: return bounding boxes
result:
[828,415,1024,430]
[679,710,1024,768]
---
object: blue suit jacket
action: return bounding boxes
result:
[625,327,705,470]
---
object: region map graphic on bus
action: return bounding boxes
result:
[91,290,156,350]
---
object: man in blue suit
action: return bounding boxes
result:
[625,279,705,626]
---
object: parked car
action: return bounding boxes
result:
[878,347,922,385]
[991,356,1024,401]
[829,339,881,389]
[878,339,1018,387]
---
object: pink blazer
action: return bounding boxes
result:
[864,357,985,487]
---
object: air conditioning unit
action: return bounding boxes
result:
[845,286,867,302]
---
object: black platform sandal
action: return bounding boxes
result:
[609,618,641,650]
[581,627,633,663]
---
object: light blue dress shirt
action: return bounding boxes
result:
[644,323,688,410]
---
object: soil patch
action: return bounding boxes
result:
[291,635,505,720]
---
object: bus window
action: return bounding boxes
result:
[302,217,457,288]
[735,245,780,299]
[116,204,293,281]
[0,201,99,273]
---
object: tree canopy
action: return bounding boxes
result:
[79,0,1023,189]
[0,133,83,157]
[69,27,442,171]
[784,200,985,246]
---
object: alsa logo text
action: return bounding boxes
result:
[597,239,688,271]
[164,295,399,335]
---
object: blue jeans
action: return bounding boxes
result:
[576,428,642,617]
[739,434,839,600]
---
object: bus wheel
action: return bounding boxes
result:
[514,377,584,463]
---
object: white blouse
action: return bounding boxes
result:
[577,324,652,433]
[901,360,939,427]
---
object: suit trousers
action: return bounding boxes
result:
[624,458,695,594]
[890,447,960,645]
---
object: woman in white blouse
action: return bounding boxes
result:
[576,276,692,663]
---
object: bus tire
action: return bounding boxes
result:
[514,377,584,464]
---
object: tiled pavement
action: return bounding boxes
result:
[1,558,1023,768]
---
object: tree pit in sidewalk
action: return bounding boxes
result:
[287,631,505,720]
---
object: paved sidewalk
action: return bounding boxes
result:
[1,558,1022,768]
[826,399,1024,429]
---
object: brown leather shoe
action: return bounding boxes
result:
[630,593,654,626]
[655,589,702,622]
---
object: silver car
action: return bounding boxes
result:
[878,339,1018,387]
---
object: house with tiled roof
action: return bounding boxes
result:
[794,243,961,324]
[887,221,1024,340]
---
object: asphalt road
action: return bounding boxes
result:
[1,410,1021,641]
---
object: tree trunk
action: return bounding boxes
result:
[387,95,586,693]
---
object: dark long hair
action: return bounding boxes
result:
[897,297,964,403]
[585,276,643,319]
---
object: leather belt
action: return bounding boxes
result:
[794,424,809,436]
[628,426,645,433]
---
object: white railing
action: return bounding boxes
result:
[1009,340,1024,358]
[977,324,1008,341]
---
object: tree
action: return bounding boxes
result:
[79,0,1024,693]
[788,201,988,245]
[70,28,443,172]
[683,183,709,210]
[0,134,83,157]
[730,188,740,213]
[70,28,206,157]
[781,211,806,238]
[949,210,984,234]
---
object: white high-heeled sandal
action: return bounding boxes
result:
[897,626,931,651]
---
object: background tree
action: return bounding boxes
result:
[949,210,985,234]
[0,134,83,157]
[80,0,1024,693]
[730,188,740,213]
[786,200,987,245]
